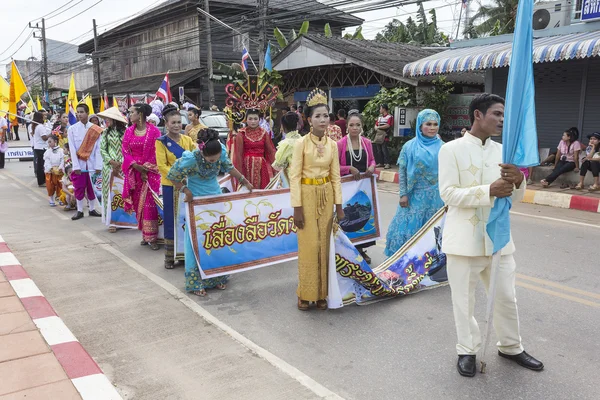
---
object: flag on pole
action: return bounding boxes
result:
[100,96,105,112]
[83,94,95,115]
[68,101,77,125]
[66,73,78,115]
[37,96,43,111]
[0,76,9,114]
[486,0,539,253]
[264,43,272,71]
[9,61,28,121]
[113,96,119,109]
[155,73,172,103]
[104,91,109,110]
[24,99,34,115]
[241,47,250,72]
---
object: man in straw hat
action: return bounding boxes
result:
[96,107,128,231]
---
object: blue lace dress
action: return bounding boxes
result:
[167,145,232,292]
[384,145,444,257]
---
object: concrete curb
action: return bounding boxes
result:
[0,236,122,400]
[377,171,600,213]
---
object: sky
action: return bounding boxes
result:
[1,0,464,79]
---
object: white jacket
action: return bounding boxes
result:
[438,133,526,257]
[43,147,65,174]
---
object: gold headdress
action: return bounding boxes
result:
[306,88,328,107]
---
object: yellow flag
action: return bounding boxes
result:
[0,76,9,114]
[113,96,119,109]
[84,95,95,115]
[24,99,34,114]
[9,61,28,121]
[66,73,78,114]
[100,96,105,112]
[37,96,43,111]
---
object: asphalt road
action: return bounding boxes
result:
[1,159,599,400]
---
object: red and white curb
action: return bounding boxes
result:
[0,235,122,400]
[377,171,600,213]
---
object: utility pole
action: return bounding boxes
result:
[93,19,102,92]
[31,18,48,105]
[258,0,268,71]
[203,0,215,106]
[463,1,471,40]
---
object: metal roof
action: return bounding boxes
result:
[403,30,600,77]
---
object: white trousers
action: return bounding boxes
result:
[447,254,524,356]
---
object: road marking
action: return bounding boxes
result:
[72,374,122,400]
[517,273,600,301]
[81,230,345,400]
[34,316,79,346]
[27,193,42,202]
[10,182,21,189]
[4,171,48,200]
[516,281,600,308]
[0,175,7,180]
[9,278,43,298]
[49,208,70,220]
[510,211,600,229]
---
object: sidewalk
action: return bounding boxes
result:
[0,237,121,400]
[377,167,600,214]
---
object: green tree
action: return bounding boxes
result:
[467,0,519,37]
[375,3,448,46]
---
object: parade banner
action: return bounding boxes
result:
[104,175,138,229]
[328,207,448,308]
[115,95,128,115]
[4,146,33,159]
[186,176,381,277]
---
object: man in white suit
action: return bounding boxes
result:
[438,93,543,377]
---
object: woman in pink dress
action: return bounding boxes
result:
[122,103,162,250]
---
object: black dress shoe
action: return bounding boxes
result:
[457,355,476,377]
[71,212,84,221]
[498,351,544,371]
[88,210,102,217]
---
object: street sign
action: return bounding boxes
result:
[582,0,600,22]
[179,87,184,103]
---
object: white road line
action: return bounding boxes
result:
[49,208,70,220]
[81,230,345,400]
[27,193,42,202]
[510,211,600,229]
[10,182,21,189]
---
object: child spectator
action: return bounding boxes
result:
[576,132,600,191]
[61,164,76,211]
[0,133,7,169]
[43,134,64,206]
[541,127,581,188]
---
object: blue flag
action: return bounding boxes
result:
[265,42,272,71]
[486,0,539,253]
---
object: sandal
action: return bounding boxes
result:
[108,226,117,233]
[540,179,549,188]
[140,240,148,246]
[574,183,584,190]
[589,185,600,192]
[149,242,160,251]
[316,300,328,310]
[297,298,309,311]
[164,260,175,269]
[216,284,227,290]
[192,289,207,297]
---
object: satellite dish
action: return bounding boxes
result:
[533,9,551,30]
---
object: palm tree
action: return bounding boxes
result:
[468,0,519,37]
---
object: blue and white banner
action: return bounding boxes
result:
[4,146,33,159]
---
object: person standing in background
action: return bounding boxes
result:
[334,109,347,137]
[373,104,393,169]
[32,112,50,187]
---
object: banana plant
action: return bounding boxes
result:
[343,26,364,40]
[324,23,332,38]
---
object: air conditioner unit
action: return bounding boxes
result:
[533,1,573,31]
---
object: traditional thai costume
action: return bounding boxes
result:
[122,124,162,243]
[99,127,125,225]
[272,130,301,186]
[67,121,103,213]
[43,146,64,202]
[289,132,342,302]
[385,109,445,257]
[167,145,232,292]
[231,126,276,189]
[156,134,196,265]
[185,122,208,142]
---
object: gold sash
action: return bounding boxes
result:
[76,124,103,161]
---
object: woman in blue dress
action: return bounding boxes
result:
[167,128,253,296]
[384,109,445,257]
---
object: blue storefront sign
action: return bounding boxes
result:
[582,0,600,22]
[294,85,381,102]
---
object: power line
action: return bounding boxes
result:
[47,0,105,30]
[42,0,83,21]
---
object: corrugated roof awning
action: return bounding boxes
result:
[404,30,600,77]
[84,69,204,96]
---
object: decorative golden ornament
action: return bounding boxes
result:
[306,88,328,107]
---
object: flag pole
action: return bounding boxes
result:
[479,251,501,373]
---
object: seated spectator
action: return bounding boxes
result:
[575,132,600,191]
[541,127,581,188]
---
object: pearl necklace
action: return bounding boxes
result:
[347,135,363,165]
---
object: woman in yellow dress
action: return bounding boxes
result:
[289,89,344,311]
[272,111,301,186]
[156,104,197,269]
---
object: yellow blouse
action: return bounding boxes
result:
[272,131,301,172]
[156,134,197,186]
[289,134,342,208]
[185,122,208,142]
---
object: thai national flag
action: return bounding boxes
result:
[241,47,249,72]
[68,101,77,125]
[155,73,172,103]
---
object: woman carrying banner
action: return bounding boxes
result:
[336,112,377,263]
[384,109,445,257]
[167,128,253,296]
[272,111,301,184]
[122,103,162,250]
[156,104,196,269]
[98,107,128,233]
[289,89,344,311]
[231,108,276,189]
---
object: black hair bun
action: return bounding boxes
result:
[162,104,179,119]
[134,103,152,117]
[197,128,220,144]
